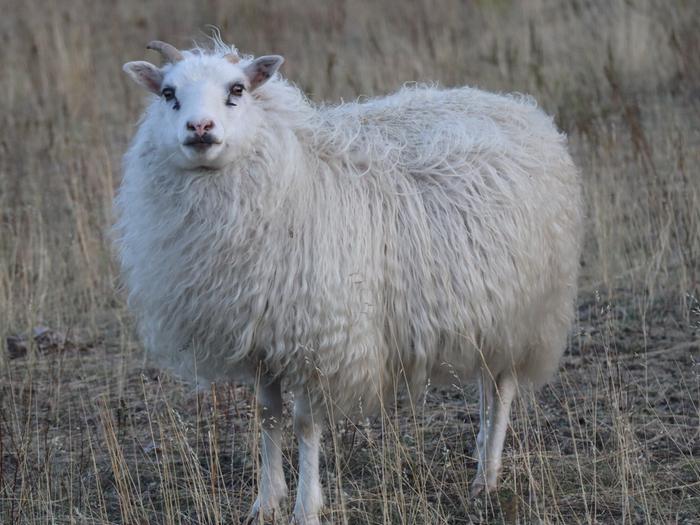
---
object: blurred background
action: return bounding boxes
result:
[1,1,698,523]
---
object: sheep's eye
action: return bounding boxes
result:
[226,83,245,106]
[161,87,180,110]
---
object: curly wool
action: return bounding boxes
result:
[115,69,583,413]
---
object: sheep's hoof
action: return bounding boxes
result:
[470,479,496,499]
[289,511,322,525]
[288,516,321,525]
[245,504,280,524]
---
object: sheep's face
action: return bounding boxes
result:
[123,52,284,170]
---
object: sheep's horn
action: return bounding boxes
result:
[224,53,241,64]
[146,40,183,63]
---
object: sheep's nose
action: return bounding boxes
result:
[186,119,215,137]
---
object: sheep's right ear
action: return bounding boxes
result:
[123,61,163,95]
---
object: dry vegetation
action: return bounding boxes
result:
[1,0,699,523]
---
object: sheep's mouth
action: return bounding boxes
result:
[183,134,222,151]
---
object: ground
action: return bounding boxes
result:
[1,1,699,523]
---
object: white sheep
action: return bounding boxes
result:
[116,38,583,524]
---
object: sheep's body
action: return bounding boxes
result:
[117,45,582,522]
[119,83,580,404]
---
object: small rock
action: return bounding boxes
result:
[6,335,27,359]
[5,326,90,359]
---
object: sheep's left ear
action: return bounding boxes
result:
[243,55,284,91]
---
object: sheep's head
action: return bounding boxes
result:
[123,40,284,170]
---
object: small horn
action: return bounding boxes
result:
[146,40,183,63]
[224,53,241,64]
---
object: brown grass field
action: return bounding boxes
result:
[1,0,699,523]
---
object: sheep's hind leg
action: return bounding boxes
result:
[291,394,324,525]
[474,370,495,459]
[247,377,288,524]
[471,371,517,497]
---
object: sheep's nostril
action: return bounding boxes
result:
[187,120,215,137]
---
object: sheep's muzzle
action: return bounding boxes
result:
[183,133,221,151]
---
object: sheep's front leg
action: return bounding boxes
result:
[471,371,517,496]
[291,395,324,525]
[247,378,288,524]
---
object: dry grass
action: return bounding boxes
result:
[1,0,699,523]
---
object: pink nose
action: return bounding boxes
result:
[186,119,215,137]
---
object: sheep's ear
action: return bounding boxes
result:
[243,55,284,91]
[123,61,163,95]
